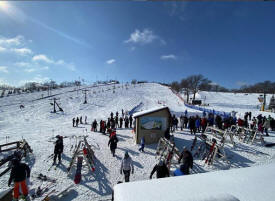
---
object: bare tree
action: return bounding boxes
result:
[187,74,208,100]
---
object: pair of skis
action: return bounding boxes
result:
[204,139,217,165]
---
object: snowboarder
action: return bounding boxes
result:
[8,158,30,201]
[120,151,134,182]
[72,118,75,127]
[108,135,119,157]
[178,147,193,175]
[53,135,64,165]
[76,117,79,127]
[149,160,169,179]
[139,137,145,152]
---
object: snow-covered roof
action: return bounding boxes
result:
[133,106,170,118]
[114,162,275,201]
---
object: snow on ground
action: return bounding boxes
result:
[0,83,275,201]
[192,91,275,119]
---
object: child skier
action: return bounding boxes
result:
[139,137,145,152]
[8,158,31,201]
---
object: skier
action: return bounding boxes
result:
[92,119,98,132]
[122,109,124,117]
[72,118,75,127]
[139,137,145,152]
[110,112,114,119]
[108,135,119,157]
[53,135,63,165]
[8,158,30,201]
[119,117,123,128]
[80,116,83,124]
[180,115,184,131]
[115,116,119,128]
[76,117,79,127]
[189,116,196,135]
[178,147,193,175]
[116,111,119,117]
[263,118,270,136]
[149,160,169,179]
[164,128,170,140]
[85,116,87,124]
[195,117,201,133]
[120,151,134,182]
[129,115,133,128]
[125,116,129,128]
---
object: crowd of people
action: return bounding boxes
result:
[169,110,275,137]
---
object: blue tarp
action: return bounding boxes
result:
[184,103,231,118]
[129,102,143,116]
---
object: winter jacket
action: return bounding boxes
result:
[263,120,270,129]
[178,150,193,170]
[195,119,200,128]
[120,156,134,172]
[150,164,169,178]
[8,162,30,185]
[54,138,63,154]
[108,136,118,150]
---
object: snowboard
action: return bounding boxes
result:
[74,156,83,184]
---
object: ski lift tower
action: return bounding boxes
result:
[82,89,89,104]
[49,98,63,113]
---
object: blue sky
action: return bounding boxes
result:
[0,1,275,88]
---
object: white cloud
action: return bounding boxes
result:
[0,46,7,52]
[24,68,36,73]
[41,66,49,70]
[19,75,50,86]
[125,29,165,45]
[15,62,30,67]
[32,54,54,64]
[0,35,24,47]
[106,59,116,64]
[161,54,177,60]
[0,66,9,73]
[12,48,32,55]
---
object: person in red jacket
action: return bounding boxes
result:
[8,158,30,201]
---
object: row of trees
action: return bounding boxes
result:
[170,74,229,102]
[236,81,275,94]
[170,74,275,102]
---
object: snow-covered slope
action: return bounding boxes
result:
[0,83,275,201]
[185,91,275,119]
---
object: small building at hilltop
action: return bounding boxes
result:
[133,106,171,144]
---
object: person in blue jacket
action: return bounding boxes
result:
[139,137,145,152]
